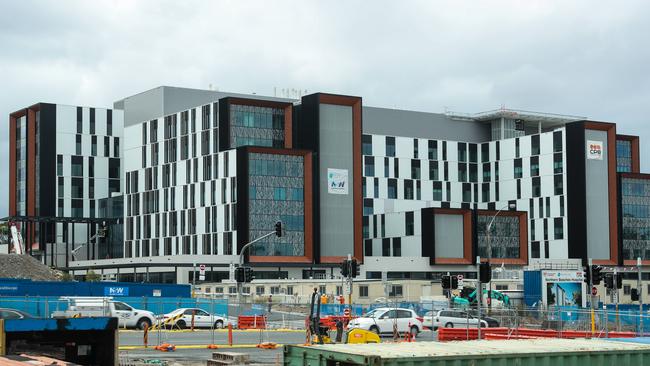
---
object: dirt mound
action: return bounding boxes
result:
[0,254,62,281]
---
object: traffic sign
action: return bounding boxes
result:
[591,286,597,296]
[199,275,205,281]
[199,264,206,275]
[343,308,350,317]
[457,274,464,290]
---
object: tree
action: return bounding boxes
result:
[85,270,101,282]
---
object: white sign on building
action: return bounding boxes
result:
[327,168,349,195]
[587,140,604,160]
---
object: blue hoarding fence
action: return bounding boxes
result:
[0,296,229,318]
[0,278,190,298]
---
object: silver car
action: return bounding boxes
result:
[431,310,488,330]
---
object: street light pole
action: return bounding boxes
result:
[236,231,276,306]
[485,203,515,309]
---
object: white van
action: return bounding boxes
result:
[52,297,156,330]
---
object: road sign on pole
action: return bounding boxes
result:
[199,264,206,281]
[457,274,464,290]
[592,286,597,296]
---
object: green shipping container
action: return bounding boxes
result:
[284,338,650,366]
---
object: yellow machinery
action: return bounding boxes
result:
[308,289,380,345]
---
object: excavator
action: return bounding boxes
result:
[307,288,380,345]
[452,286,511,307]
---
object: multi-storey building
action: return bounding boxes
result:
[8,86,650,286]
[8,103,123,267]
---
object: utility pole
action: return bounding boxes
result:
[639,257,643,336]
[588,258,595,335]
[347,254,353,307]
[476,256,482,340]
[192,262,196,297]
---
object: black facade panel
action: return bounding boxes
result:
[565,121,588,264]
[421,208,435,264]
[39,103,57,217]
[471,209,478,265]
[296,94,321,263]
[235,147,249,258]
[218,98,231,152]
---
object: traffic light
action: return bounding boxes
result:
[451,275,459,289]
[441,275,451,290]
[243,267,254,283]
[631,288,640,301]
[616,274,623,289]
[340,260,350,277]
[350,259,360,278]
[275,221,282,237]
[592,266,603,285]
[604,274,614,289]
[235,267,245,283]
[479,263,491,283]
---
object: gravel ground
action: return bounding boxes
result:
[0,254,62,281]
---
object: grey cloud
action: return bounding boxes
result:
[1,0,650,216]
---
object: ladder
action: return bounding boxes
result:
[10,225,25,255]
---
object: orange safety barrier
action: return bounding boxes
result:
[207,344,219,349]
[154,343,176,352]
[237,315,267,329]
[257,342,278,349]
[319,315,354,330]
[439,327,637,342]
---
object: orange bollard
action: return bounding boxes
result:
[191,310,195,331]
[143,323,149,348]
[228,322,233,346]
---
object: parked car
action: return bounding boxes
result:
[347,308,422,336]
[422,310,435,329]
[52,297,156,330]
[431,310,499,330]
[160,308,226,329]
[0,308,33,319]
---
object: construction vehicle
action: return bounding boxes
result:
[307,288,380,344]
[453,287,511,307]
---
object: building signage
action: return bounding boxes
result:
[0,284,19,293]
[104,286,129,296]
[587,140,604,160]
[542,271,585,282]
[327,168,349,195]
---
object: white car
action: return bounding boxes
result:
[431,310,489,330]
[53,297,156,330]
[347,308,422,336]
[161,308,226,329]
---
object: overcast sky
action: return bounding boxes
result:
[1,0,649,217]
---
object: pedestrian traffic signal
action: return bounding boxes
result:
[604,274,614,289]
[616,274,623,289]
[591,266,603,285]
[631,288,640,301]
[351,259,360,278]
[235,267,245,283]
[479,263,491,283]
[340,260,349,277]
[243,267,254,283]
[275,221,282,237]
[441,275,451,289]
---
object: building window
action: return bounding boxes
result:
[362,135,372,155]
[404,180,414,200]
[429,161,439,180]
[393,238,402,256]
[458,163,467,182]
[532,177,541,197]
[514,158,522,179]
[405,212,414,236]
[553,131,562,153]
[554,153,563,174]
[411,160,420,179]
[432,181,442,201]
[388,179,397,199]
[531,135,540,155]
[365,239,373,256]
[481,143,489,163]
[382,238,390,256]
[71,156,83,177]
[462,183,471,202]
[57,155,63,176]
[76,107,83,133]
[554,218,563,240]
[458,143,467,162]
[624,285,631,296]
[364,156,375,176]
[359,285,369,298]
[531,241,540,258]
[428,140,437,160]
[554,175,563,195]
[336,286,343,296]
[364,199,374,216]
[530,156,539,177]
[287,286,294,295]
[386,136,395,157]
[389,285,403,297]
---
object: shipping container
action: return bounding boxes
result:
[284,338,650,366]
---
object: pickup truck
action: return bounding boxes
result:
[52,297,156,329]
